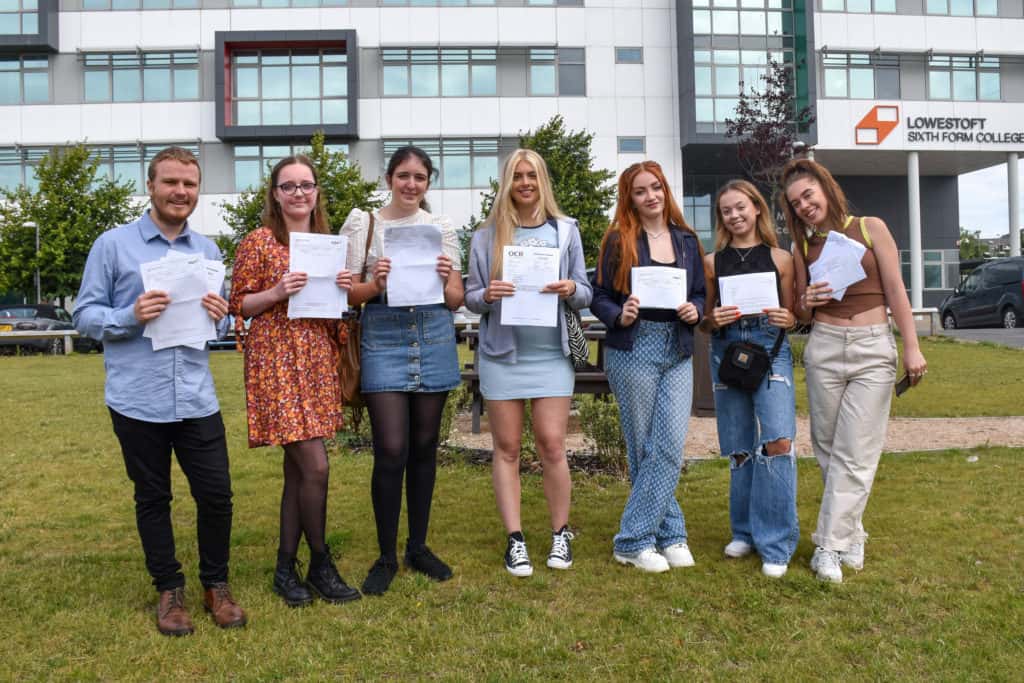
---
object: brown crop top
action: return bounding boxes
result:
[804,216,886,319]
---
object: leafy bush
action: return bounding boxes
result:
[577,396,627,476]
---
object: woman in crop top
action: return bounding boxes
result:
[699,179,798,579]
[591,161,706,574]
[781,158,927,584]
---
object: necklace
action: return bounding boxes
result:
[644,229,668,240]
[732,245,757,262]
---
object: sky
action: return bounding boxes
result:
[957,158,1024,238]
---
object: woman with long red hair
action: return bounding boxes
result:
[591,160,706,573]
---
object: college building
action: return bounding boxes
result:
[3,0,1023,306]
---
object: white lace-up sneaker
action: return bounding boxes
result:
[614,548,670,573]
[810,547,843,583]
[661,543,696,568]
[761,562,788,578]
[724,539,754,558]
[840,542,864,570]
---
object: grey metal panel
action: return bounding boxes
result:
[997,0,1022,18]
[836,174,959,251]
[895,0,922,14]
[1000,59,1024,101]
[899,56,926,100]
[200,50,216,102]
[51,53,83,105]
[497,49,526,97]
[360,47,379,99]
[197,141,236,195]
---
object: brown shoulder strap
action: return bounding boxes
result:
[360,212,375,281]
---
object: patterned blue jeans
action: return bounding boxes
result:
[606,320,692,555]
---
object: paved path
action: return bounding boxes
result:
[938,328,1024,349]
[450,415,1024,460]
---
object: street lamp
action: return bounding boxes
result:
[25,221,39,303]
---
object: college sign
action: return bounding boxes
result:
[818,100,1024,151]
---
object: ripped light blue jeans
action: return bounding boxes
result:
[710,316,798,565]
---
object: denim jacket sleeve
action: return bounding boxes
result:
[464,227,495,315]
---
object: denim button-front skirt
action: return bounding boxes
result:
[360,303,461,393]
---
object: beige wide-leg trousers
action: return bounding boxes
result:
[803,321,897,552]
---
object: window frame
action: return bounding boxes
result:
[381,138,499,190]
[380,47,497,98]
[926,54,1000,102]
[81,50,200,103]
[232,141,349,192]
[0,53,49,104]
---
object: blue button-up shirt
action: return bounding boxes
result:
[73,211,228,423]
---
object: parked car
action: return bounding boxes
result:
[940,256,1024,330]
[208,315,247,351]
[0,304,102,354]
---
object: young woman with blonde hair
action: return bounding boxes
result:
[701,178,798,578]
[465,149,592,577]
[590,160,706,573]
[781,158,926,583]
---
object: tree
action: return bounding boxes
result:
[462,115,615,265]
[217,131,382,265]
[724,57,816,223]
[0,144,138,306]
[958,227,987,260]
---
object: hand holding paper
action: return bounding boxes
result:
[631,266,686,310]
[500,245,559,327]
[288,233,348,319]
[808,230,866,301]
[384,224,445,307]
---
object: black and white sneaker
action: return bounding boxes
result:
[547,525,574,570]
[504,533,533,577]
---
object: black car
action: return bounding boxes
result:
[940,257,1024,330]
[0,304,102,354]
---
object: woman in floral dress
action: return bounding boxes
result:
[230,155,360,607]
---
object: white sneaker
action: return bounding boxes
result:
[840,542,864,570]
[761,562,788,579]
[661,543,695,568]
[724,539,754,558]
[810,547,843,583]
[614,548,670,573]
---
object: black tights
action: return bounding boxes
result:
[365,391,448,560]
[278,439,329,557]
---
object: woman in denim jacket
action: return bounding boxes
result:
[700,179,798,579]
[590,160,706,574]
[465,149,592,578]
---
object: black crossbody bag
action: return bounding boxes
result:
[717,329,785,392]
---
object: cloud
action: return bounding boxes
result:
[958,160,1024,238]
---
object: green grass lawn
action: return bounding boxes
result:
[0,347,1022,680]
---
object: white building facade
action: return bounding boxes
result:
[3,0,1023,306]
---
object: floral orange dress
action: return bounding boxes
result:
[229,227,343,448]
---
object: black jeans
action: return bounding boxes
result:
[109,409,233,592]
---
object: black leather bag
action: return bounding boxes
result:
[717,330,784,392]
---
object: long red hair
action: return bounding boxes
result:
[597,161,700,293]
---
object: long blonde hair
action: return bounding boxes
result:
[483,149,564,280]
[713,179,778,251]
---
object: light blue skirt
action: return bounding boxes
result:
[479,324,574,400]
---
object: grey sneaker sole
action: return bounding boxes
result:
[546,557,572,570]
[506,563,534,577]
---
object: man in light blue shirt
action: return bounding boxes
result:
[74,147,247,636]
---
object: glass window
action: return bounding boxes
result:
[0,55,48,104]
[0,0,37,35]
[529,48,557,96]
[713,10,739,33]
[382,138,498,189]
[849,68,873,98]
[976,0,997,14]
[928,55,998,102]
[949,0,972,14]
[82,51,199,103]
[978,71,1000,100]
[693,10,712,34]
[926,0,947,12]
[820,0,843,8]
[382,48,496,97]
[952,69,976,101]
[739,10,765,34]
[824,67,847,98]
[617,137,645,154]
[230,48,348,127]
[615,48,643,64]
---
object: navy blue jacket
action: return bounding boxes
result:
[590,227,706,356]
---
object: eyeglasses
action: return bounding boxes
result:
[275,181,318,195]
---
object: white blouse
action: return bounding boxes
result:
[339,207,462,276]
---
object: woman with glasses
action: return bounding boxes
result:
[590,160,705,573]
[340,145,464,596]
[230,155,361,607]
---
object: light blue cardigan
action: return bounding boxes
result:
[464,217,593,363]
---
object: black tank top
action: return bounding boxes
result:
[714,243,780,306]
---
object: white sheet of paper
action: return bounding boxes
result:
[287,233,348,319]
[384,224,445,307]
[500,245,559,327]
[140,254,215,350]
[630,266,686,310]
[150,251,227,349]
[718,271,780,315]
[808,230,866,302]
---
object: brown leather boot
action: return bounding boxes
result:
[156,587,194,637]
[203,582,248,629]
